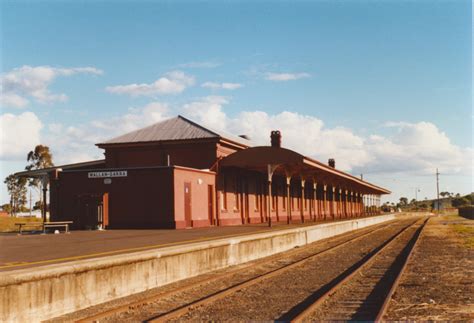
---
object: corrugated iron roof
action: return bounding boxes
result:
[97,115,252,147]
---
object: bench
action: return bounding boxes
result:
[16,221,73,235]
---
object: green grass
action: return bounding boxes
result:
[0,216,43,233]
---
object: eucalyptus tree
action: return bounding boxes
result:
[25,145,54,217]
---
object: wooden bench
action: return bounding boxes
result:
[16,221,73,235]
[15,222,42,235]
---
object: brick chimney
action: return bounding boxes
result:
[270,130,281,148]
[328,158,335,168]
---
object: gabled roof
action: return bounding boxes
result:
[96,115,251,148]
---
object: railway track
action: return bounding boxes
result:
[144,217,426,322]
[291,217,429,322]
[74,219,400,322]
[73,217,426,322]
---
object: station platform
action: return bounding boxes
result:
[0,221,322,272]
[0,214,398,322]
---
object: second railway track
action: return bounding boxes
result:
[291,217,429,322]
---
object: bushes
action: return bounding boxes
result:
[458,206,474,220]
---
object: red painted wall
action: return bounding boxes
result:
[104,141,219,169]
[173,167,216,229]
[52,167,175,229]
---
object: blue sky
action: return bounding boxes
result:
[1,0,472,204]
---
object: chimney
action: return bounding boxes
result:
[270,130,281,148]
[328,158,335,168]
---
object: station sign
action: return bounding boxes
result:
[88,171,127,178]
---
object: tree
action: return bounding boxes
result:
[440,191,451,198]
[1,204,12,213]
[33,200,42,211]
[4,175,27,216]
[399,197,408,206]
[452,197,470,208]
[465,193,474,204]
[25,145,54,218]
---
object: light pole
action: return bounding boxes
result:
[415,187,420,211]
[411,187,420,211]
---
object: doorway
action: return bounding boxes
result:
[207,185,214,225]
[77,193,108,230]
[184,182,192,227]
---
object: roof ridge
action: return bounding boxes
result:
[176,115,220,137]
[96,115,254,146]
[178,114,253,146]
[98,115,177,144]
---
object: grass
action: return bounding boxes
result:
[441,214,474,249]
[0,216,43,233]
[451,225,474,249]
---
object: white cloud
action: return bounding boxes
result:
[91,102,169,135]
[359,122,473,176]
[105,71,195,97]
[265,72,311,81]
[202,82,243,90]
[4,96,469,197]
[0,112,42,160]
[177,61,221,68]
[0,92,29,108]
[3,96,471,204]
[45,102,170,165]
[184,101,369,171]
[182,97,471,177]
[0,65,103,108]
[183,96,228,130]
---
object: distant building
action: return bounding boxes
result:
[16,116,390,229]
[432,198,451,210]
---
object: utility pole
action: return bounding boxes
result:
[436,168,440,214]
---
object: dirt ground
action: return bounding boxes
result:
[385,214,474,320]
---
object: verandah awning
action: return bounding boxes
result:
[219,146,390,195]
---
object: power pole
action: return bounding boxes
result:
[436,168,440,214]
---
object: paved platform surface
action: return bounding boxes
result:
[0,217,380,272]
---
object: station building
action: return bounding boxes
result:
[16,115,390,230]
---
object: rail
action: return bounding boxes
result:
[290,217,429,322]
[76,219,399,322]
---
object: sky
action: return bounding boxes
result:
[0,0,472,205]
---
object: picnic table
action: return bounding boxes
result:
[15,221,73,235]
